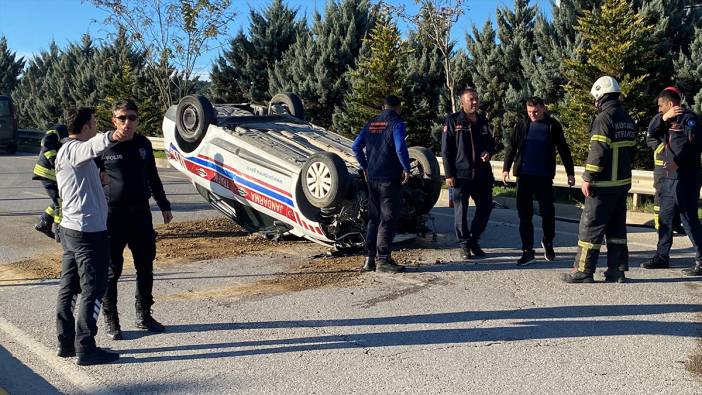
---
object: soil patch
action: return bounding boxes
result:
[165,254,364,301]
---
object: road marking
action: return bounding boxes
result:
[0,317,116,395]
[23,191,47,198]
[431,212,658,250]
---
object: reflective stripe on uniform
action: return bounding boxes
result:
[577,240,600,272]
[43,150,57,159]
[611,140,636,148]
[591,134,611,145]
[46,206,54,215]
[33,164,56,181]
[590,178,631,187]
[607,238,627,245]
[654,143,665,166]
[578,240,601,249]
[585,164,603,172]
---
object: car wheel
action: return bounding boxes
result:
[408,146,442,214]
[301,152,350,209]
[269,93,305,119]
[175,95,215,152]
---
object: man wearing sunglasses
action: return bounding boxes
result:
[96,99,172,340]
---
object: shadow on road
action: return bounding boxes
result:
[116,303,702,363]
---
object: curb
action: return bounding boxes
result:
[155,157,171,169]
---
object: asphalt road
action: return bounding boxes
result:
[1,153,701,394]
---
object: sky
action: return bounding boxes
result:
[0,0,556,78]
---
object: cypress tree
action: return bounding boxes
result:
[332,14,407,137]
[558,0,658,166]
[0,36,24,96]
[268,0,376,127]
[675,27,702,113]
[211,0,306,103]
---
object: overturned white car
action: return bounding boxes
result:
[163,93,441,249]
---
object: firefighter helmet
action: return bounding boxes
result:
[590,76,621,101]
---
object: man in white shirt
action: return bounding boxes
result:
[54,107,129,365]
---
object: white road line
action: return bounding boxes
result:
[0,317,116,395]
[431,211,658,250]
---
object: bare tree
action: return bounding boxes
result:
[387,0,467,112]
[86,0,236,109]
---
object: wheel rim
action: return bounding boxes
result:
[181,105,200,138]
[306,161,332,199]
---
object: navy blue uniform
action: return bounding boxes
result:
[96,134,170,322]
[352,109,411,260]
[646,109,702,261]
[441,111,495,247]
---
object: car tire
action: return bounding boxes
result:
[175,95,215,152]
[269,93,305,119]
[408,146,442,214]
[300,152,350,209]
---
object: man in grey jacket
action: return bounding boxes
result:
[54,107,129,365]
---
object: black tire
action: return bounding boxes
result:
[300,152,350,208]
[408,146,442,214]
[269,92,305,119]
[175,95,216,153]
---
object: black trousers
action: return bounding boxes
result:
[41,181,61,224]
[452,175,493,246]
[103,203,157,316]
[573,190,628,274]
[365,180,402,260]
[516,175,555,251]
[56,227,109,352]
[656,179,702,261]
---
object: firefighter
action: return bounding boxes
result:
[642,87,702,276]
[441,87,496,260]
[32,124,68,240]
[563,76,636,283]
[352,95,411,273]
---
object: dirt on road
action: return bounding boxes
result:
[0,217,431,295]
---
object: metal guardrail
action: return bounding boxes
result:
[437,158,656,197]
[17,128,44,142]
[148,137,164,151]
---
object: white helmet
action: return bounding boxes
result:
[590,76,621,100]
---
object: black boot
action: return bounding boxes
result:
[361,256,376,272]
[562,271,594,283]
[468,240,486,258]
[641,255,669,269]
[135,302,165,333]
[682,262,702,276]
[461,244,471,259]
[104,312,123,340]
[76,347,119,366]
[516,250,536,266]
[541,241,556,261]
[56,343,76,358]
[603,270,626,283]
[34,216,54,239]
[375,258,405,273]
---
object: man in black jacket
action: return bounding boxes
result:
[97,99,173,340]
[642,87,702,276]
[441,87,496,259]
[502,97,575,265]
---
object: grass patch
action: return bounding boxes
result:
[153,150,167,159]
[493,184,516,197]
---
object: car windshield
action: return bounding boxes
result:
[0,100,10,116]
